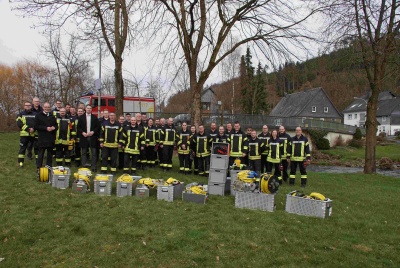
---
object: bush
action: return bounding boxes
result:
[316,138,331,150]
[394,131,400,137]
[308,129,330,150]
[354,128,362,140]
[349,139,363,148]
[378,157,393,170]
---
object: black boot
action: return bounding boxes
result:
[289,178,295,185]
[301,178,307,188]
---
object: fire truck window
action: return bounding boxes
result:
[92,99,106,107]
[108,99,115,107]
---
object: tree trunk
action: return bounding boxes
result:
[115,57,124,116]
[364,91,379,173]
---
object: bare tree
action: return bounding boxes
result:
[42,31,93,104]
[145,0,320,126]
[322,0,400,173]
[11,0,138,116]
[220,35,241,114]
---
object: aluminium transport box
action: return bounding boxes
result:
[182,192,208,204]
[116,182,133,197]
[157,183,185,202]
[235,192,276,212]
[208,168,227,184]
[210,154,229,169]
[93,174,113,196]
[135,186,150,198]
[208,183,225,196]
[52,167,71,189]
[72,180,88,194]
[285,195,333,218]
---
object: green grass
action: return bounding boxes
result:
[322,143,400,162]
[1,132,400,267]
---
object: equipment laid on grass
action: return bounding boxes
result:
[286,190,332,218]
[137,178,163,189]
[116,174,135,197]
[72,168,92,193]
[182,183,208,204]
[235,191,276,212]
[38,165,52,183]
[157,178,185,202]
[51,166,71,189]
[93,174,113,196]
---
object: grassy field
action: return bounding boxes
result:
[1,132,400,267]
[321,143,400,162]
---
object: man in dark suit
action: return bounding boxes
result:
[35,102,58,170]
[78,104,100,171]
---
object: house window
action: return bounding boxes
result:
[312,106,316,113]
[382,116,386,122]
[354,114,357,119]
[348,114,352,120]
[324,107,328,113]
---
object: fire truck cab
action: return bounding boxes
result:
[79,94,155,117]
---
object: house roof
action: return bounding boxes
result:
[376,98,400,117]
[269,87,341,118]
[342,91,397,113]
[201,87,216,103]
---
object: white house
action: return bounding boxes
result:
[343,91,400,135]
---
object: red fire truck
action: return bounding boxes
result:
[79,94,156,117]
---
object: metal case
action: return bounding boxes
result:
[116,182,133,197]
[157,183,185,202]
[210,154,229,169]
[52,167,71,189]
[208,168,227,184]
[182,192,208,204]
[93,174,113,196]
[235,192,276,212]
[72,180,88,194]
[208,183,225,196]
[285,195,333,218]
[135,186,150,198]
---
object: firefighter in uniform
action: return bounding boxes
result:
[99,113,123,174]
[16,101,37,167]
[71,108,84,167]
[144,118,158,168]
[135,113,147,169]
[287,127,311,187]
[207,122,218,141]
[227,121,248,167]
[55,108,74,166]
[266,129,284,184]
[191,125,212,176]
[278,125,291,182]
[177,121,191,174]
[157,118,166,167]
[189,125,198,174]
[258,125,270,173]
[247,130,265,174]
[121,117,145,175]
[215,125,228,143]
[118,115,126,170]
[52,100,62,118]
[159,118,177,172]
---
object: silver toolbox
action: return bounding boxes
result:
[235,191,276,212]
[157,183,185,202]
[135,186,149,198]
[52,167,71,189]
[210,154,229,169]
[208,168,227,184]
[208,183,225,196]
[182,192,207,204]
[71,180,88,194]
[116,182,133,197]
[285,195,333,218]
[93,174,113,196]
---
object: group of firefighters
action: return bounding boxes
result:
[17,98,311,187]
